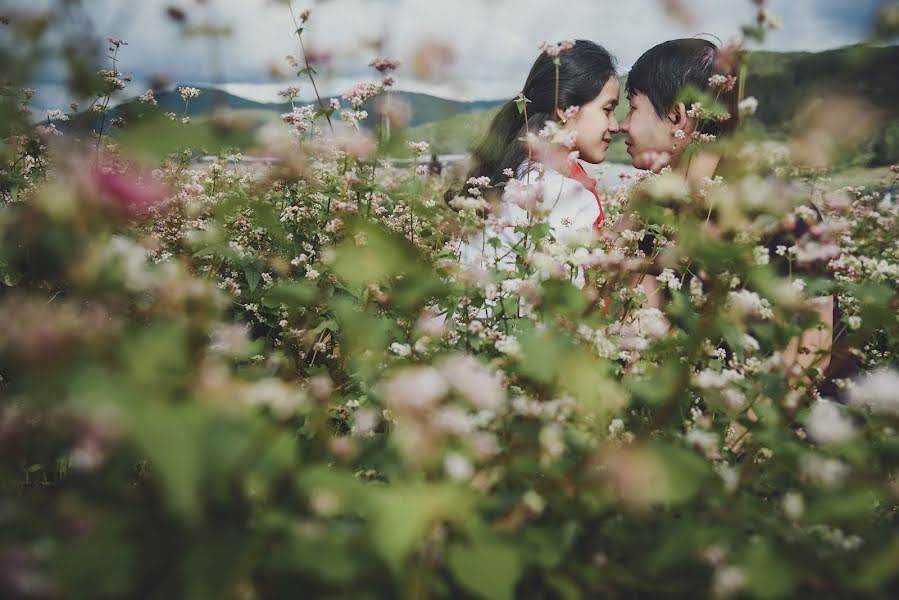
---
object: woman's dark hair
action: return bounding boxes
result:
[446,40,617,203]
[625,38,740,137]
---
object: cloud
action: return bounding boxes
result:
[9,0,885,104]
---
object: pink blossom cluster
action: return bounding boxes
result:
[342,83,382,109]
[539,40,575,57]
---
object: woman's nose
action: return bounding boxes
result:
[608,114,620,133]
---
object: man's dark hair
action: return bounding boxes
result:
[626,38,739,137]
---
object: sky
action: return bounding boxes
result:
[4,0,888,108]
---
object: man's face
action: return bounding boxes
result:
[620,91,676,171]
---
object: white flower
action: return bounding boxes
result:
[686,429,721,460]
[444,452,474,481]
[440,355,505,412]
[738,96,758,116]
[244,378,309,419]
[305,268,320,281]
[407,141,429,155]
[503,179,542,210]
[657,268,682,291]
[378,366,449,410]
[389,342,411,357]
[848,369,899,416]
[800,454,850,488]
[712,566,746,598]
[138,90,157,105]
[179,86,201,101]
[805,399,856,445]
[495,335,521,358]
[727,289,773,319]
[782,491,805,520]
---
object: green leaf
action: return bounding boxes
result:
[448,539,522,600]
[243,263,262,292]
[514,93,531,114]
[744,539,796,599]
[368,484,475,574]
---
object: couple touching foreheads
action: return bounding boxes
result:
[454,37,738,245]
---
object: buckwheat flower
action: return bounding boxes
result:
[502,168,515,178]
[847,315,862,330]
[691,132,717,143]
[389,342,411,357]
[686,429,721,460]
[440,355,505,412]
[210,323,251,356]
[244,378,309,419]
[46,109,69,122]
[329,98,341,110]
[806,399,856,444]
[108,37,128,47]
[657,268,682,291]
[848,369,899,416]
[305,268,320,280]
[753,245,770,265]
[712,566,746,598]
[179,86,201,101]
[407,140,429,155]
[181,117,190,125]
[278,85,301,99]
[466,176,491,187]
[539,39,575,57]
[379,366,449,409]
[800,454,850,488]
[562,105,580,121]
[782,491,805,520]
[369,57,402,73]
[495,335,521,358]
[299,9,311,23]
[673,128,686,140]
[708,74,737,93]
[444,452,474,481]
[727,289,773,319]
[138,90,157,105]
[343,82,381,109]
[738,96,759,116]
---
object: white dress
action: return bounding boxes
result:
[458,159,602,274]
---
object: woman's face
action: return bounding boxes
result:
[564,76,621,164]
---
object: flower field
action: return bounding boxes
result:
[1,2,899,598]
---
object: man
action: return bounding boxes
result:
[620,38,738,184]
[618,39,839,417]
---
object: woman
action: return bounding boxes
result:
[450,40,620,274]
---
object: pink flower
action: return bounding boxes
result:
[88,161,170,219]
[369,57,402,73]
[342,83,381,109]
[540,40,576,57]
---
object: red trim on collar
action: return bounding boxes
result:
[567,161,604,229]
